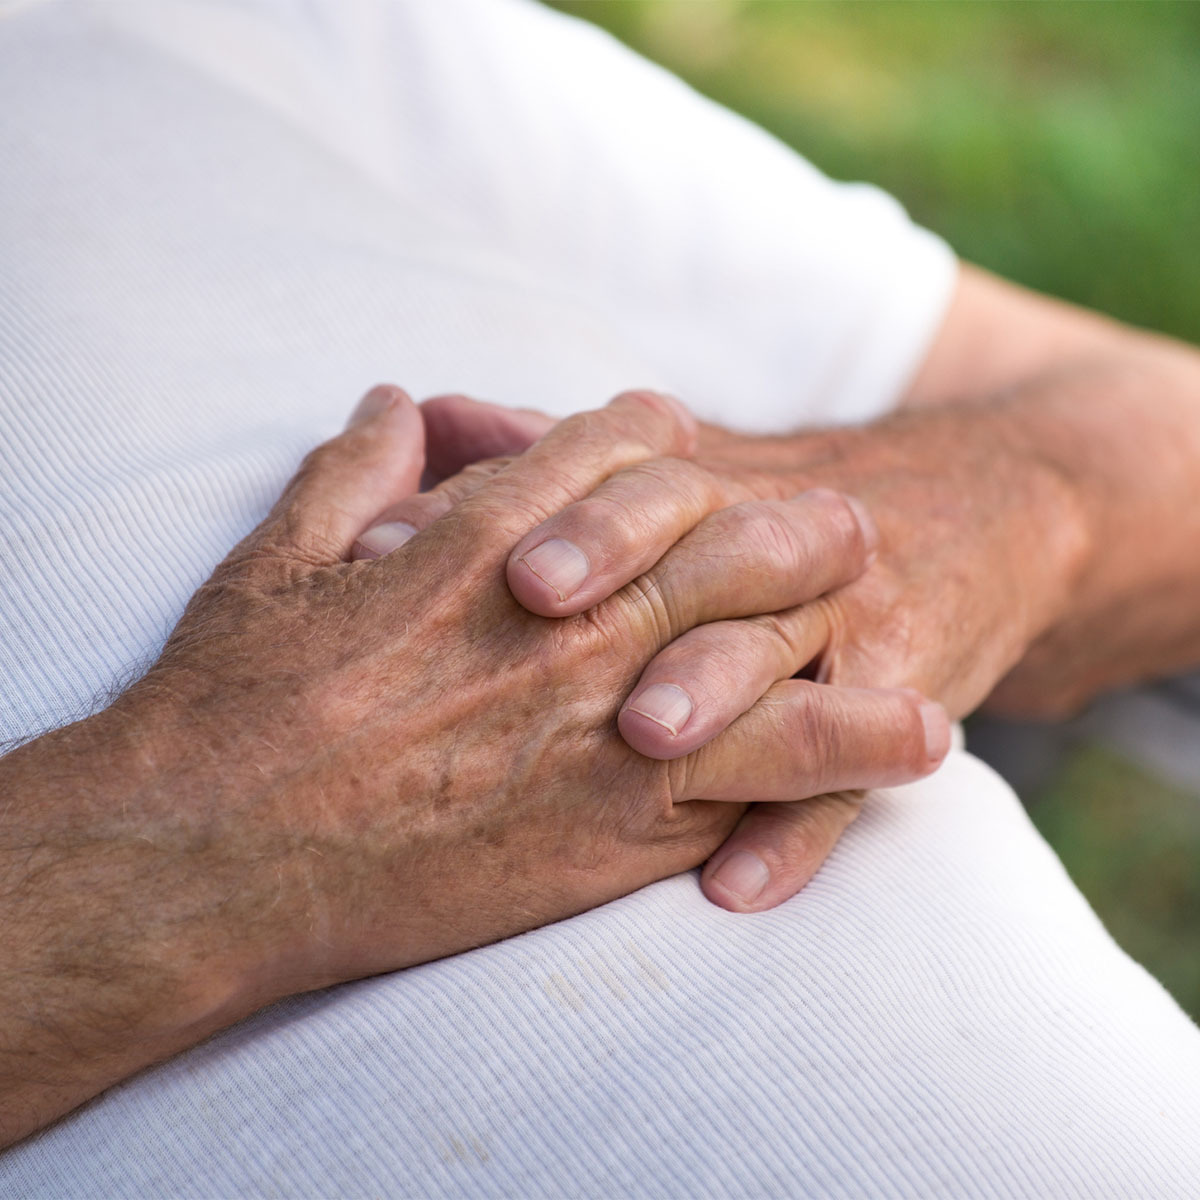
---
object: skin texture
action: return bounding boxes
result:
[9,262,1200,1145]
[0,389,945,1148]
[388,265,1200,914]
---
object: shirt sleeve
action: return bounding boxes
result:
[107,0,958,431]
[408,0,959,429]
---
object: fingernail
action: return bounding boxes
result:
[842,494,880,561]
[920,700,951,764]
[518,538,590,601]
[711,851,770,905]
[625,683,694,736]
[355,521,417,559]
[348,386,398,427]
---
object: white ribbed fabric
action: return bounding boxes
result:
[1,2,1198,1196]
[6,752,1200,1200]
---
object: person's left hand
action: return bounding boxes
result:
[356,391,1087,915]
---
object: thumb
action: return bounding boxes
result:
[250,385,425,564]
[700,793,863,913]
[420,393,555,481]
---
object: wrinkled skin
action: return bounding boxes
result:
[0,386,946,1146]
[110,390,740,997]
[379,392,1088,911]
[406,395,1088,724]
[687,409,1089,717]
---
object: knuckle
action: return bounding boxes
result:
[564,496,648,566]
[595,571,678,652]
[557,406,634,450]
[559,489,676,573]
[440,496,531,557]
[736,501,804,567]
[746,611,815,671]
[457,465,575,542]
[624,456,722,508]
[610,389,697,452]
[298,430,360,477]
[611,387,676,422]
[786,681,840,793]
[456,456,513,485]
[488,453,596,518]
[554,457,721,571]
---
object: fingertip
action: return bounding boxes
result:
[612,389,698,457]
[508,537,591,614]
[841,493,880,561]
[353,521,419,561]
[618,683,697,759]
[421,394,554,477]
[618,709,679,760]
[419,392,490,430]
[702,850,775,913]
[506,561,562,616]
[347,384,413,428]
[889,688,949,765]
[919,698,952,767]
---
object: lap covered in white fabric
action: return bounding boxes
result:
[5,752,1199,1198]
[1,2,1198,1195]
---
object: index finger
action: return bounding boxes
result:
[378,390,696,566]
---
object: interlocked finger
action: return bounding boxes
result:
[248,385,425,566]
[701,792,865,912]
[352,457,510,560]
[507,457,744,615]
[671,678,949,803]
[381,390,698,565]
[601,490,876,656]
[619,604,832,760]
[420,393,555,481]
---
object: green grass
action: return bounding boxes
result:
[547,0,1200,339]
[544,0,1200,1020]
[1032,745,1200,1019]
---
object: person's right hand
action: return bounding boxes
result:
[0,385,945,1146]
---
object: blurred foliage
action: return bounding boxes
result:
[1032,746,1200,1020]
[545,0,1200,1019]
[547,0,1200,340]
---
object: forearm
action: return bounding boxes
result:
[980,343,1200,713]
[901,264,1200,710]
[704,332,1200,716]
[0,699,275,1147]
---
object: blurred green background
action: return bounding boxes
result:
[545,0,1200,1018]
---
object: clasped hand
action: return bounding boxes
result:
[144,387,944,998]
[0,384,949,1146]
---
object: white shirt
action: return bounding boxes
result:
[3,4,1198,1197]
[0,0,954,745]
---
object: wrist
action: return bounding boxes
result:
[0,695,292,1141]
[769,408,1094,701]
[964,396,1095,642]
[789,408,1092,645]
